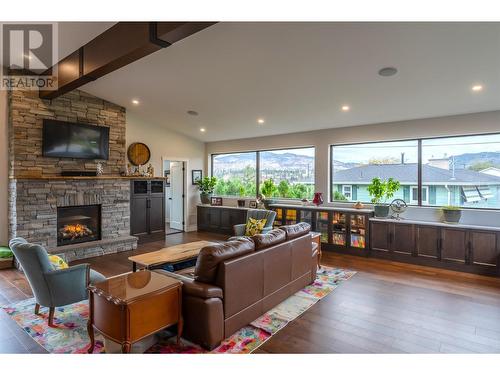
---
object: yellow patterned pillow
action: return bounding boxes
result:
[245,218,267,236]
[48,255,68,270]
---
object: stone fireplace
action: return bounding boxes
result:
[57,204,101,246]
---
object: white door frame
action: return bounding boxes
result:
[162,156,189,232]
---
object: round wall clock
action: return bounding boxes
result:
[127,142,151,166]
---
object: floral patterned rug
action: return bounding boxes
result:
[2,267,356,354]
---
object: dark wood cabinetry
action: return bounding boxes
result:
[370,219,500,276]
[130,179,165,236]
[197,205,247,235]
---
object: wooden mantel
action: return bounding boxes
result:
[9,176,166,181]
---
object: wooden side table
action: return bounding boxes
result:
[311,231,322,269]
[87,270,183,354]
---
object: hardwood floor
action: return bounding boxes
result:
[1,232,500,353]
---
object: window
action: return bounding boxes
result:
[212,152,257,197]
[331,140,418,203]
[331,133,500,209]
[259,147,315,199]
[212,147,315,199]
[422,134,500,209]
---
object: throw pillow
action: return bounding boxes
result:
[245,217,267,236]
[48,255,69,270]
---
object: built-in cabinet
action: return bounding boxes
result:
[197,205,247,235]
[270,204,373,254]
[370,219,500,276]
[130,179,165,236]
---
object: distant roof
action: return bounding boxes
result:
[333,163,500,185]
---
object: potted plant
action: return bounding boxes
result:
[260,178,277,209]
[367,177,401,217]
[442,205,462,223]
[196,176,217,204]
[237,187,246,208]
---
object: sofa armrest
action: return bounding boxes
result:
[233,223,246,236]
[43,264,90,306]
[182,277,223,299]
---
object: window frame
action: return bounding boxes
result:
[330,132,500,210]
[211,146,316,199]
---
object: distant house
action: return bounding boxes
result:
[332,162,500,208]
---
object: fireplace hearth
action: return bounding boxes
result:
[57,205,101,246]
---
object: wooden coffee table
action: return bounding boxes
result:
[128,240,217,272]
[87,270,182,353]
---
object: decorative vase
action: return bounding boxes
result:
[312,192,324,206]
[443,209,461,223]
[200,193,212,205]
[374,204,390,218]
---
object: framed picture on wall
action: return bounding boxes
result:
[192,170,202,185]
[164,170,171,187]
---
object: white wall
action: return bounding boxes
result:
[126,113,205,230]
[0,90,8,244]
[206,110,500,226]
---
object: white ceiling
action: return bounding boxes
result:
[78,22,500,142]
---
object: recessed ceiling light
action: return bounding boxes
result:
[131,99,140,105]
[200,128,206,132]
[472,85,483,92]
[378,67,398,77]
[341,105,350,112]
[257,118,265,124]
[187,110,199,116]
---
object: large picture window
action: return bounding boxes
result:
[331,140,418,203]
[212,152,257,197]
[422,134,500,209]
[211,147,315,199]
[331,134,500,209]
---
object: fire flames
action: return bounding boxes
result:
[59,224,93,240]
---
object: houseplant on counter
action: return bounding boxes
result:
[367,177,401,217]
[237,187,246,208]
[196,176,217,204]
[260,178,277,209]
[442,205,462,223]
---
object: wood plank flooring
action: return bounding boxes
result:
[1,231,500,354]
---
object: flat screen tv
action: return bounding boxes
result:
[42,119,110,160]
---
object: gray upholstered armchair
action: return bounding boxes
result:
[9,238,106,327]
[233,209,277,236]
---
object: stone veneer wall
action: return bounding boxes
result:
[9,89,125,178]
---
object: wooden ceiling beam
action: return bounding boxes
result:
[40,22,216,99]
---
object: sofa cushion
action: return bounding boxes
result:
[194,238,255,283]
[279,222,311,240]
[252,228,286,250]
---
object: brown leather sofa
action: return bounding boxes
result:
[155,222,318,349]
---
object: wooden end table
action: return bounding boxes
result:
[128,240,217,272]
[311,232,322,269]
[87,270,183,354]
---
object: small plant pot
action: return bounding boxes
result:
[200,193,212,205]
[237,199,246,208]
[443,209,462,223]
[374,204,390,218]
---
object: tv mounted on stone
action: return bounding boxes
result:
[42,119,110,160]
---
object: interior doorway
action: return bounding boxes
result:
[163,159,185,235]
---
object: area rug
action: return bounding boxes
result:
[2,267,355,354]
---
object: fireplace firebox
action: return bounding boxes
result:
[57,205,101,246]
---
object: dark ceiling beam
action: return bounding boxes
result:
[40,22,216,99]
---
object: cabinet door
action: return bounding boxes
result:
[131,197,148,235]
[441,228,467,263]
[149,196,165,233]
[208,208,221,229]
[220,209,232,233]
[392,223,414,255]
[370,222,390,252]
[470,231,498,267]
[416,226,440,259]
[197,206,210,231]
